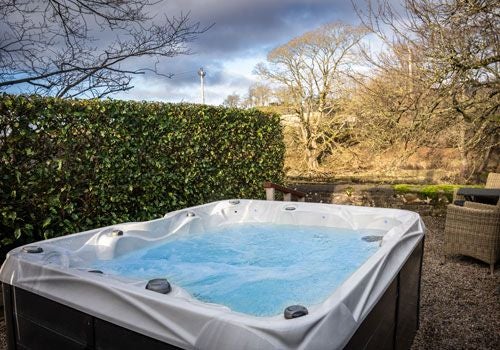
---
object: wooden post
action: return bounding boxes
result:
[263,181,306,202]
[266,187,275,201]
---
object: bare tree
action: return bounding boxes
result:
[346,42,453,171]
[240,83,272,108]
[223,93,241,108]
[0,0,209,98]
[255,22,367,170]
[354,0,499,179]
[248,83,272,107]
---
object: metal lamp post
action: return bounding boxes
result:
[198,67,206,104]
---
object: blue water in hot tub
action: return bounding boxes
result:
[91,223,383,317]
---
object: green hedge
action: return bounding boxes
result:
[0,95,284,250]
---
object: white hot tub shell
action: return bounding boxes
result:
[1,200,425,350]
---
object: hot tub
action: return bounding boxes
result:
[1,200,425,350]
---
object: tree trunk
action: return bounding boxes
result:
[457,122,469,182]
[476,134,497,175]
[305,148,319,170]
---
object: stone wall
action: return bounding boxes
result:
[290,183,449,217]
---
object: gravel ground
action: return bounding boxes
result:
[0,216,498,350]
[411,216,500,350]
[0,317,4,350]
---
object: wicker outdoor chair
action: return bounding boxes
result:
[444,173,500,274]
[485,172,500,188]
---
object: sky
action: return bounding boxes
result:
[113,0,368,105]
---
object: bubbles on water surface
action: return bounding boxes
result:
[92,223,383,316]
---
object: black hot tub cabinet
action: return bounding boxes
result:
[1,200,425,350]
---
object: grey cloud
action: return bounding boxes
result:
[116,0,365,103]
[180,0,358,55]
[115,67,252,105]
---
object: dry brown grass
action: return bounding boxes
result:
[284,143,466,184]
